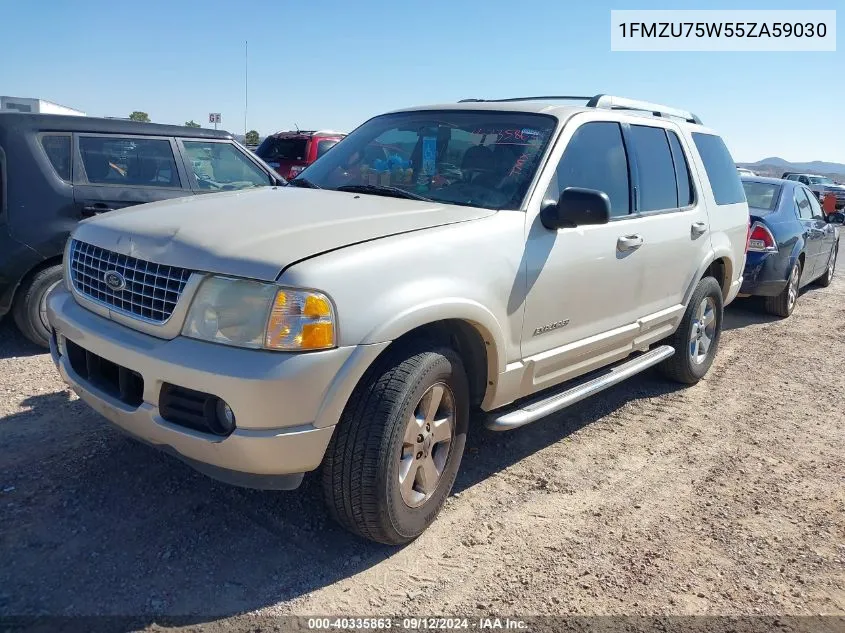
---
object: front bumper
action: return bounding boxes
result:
[47,287,387,489]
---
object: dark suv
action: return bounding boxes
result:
[0,113,285,347]
[255,130,345,180]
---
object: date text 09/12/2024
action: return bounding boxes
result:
[306,617,529,630]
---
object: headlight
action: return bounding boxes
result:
[182,276,336,351]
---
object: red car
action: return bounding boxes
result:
[255,129,345,180]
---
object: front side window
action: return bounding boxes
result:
[40,134,71,180]
[546,121,630,218]
[794,187,813,219]
[691,133,745,206]
[294,110,557,210]
[630,125,677,212]
[79,136,180,187]
[182,141,271,191]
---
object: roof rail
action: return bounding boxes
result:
[587,94,701,124]
[459,96,593,103]
[458,94,702,124]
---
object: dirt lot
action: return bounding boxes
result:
[1,252,844,630]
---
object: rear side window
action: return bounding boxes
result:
[549,121,630,218]
[630,125,677,212]
[316,139,338,159]
[794,187,813,219]
[667,131,694,207]
[40,134,71,180]
[692,133,745,205]
[256,137,308,162]
[79,136,181,187]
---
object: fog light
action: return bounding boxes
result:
[214,399,236,434]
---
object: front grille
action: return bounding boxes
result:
[69,240,192,324]
[65,339,144,407]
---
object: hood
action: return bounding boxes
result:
[72,187,494,281]
[820,184,845,191]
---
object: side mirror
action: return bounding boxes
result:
[827,211,845,225]
[540,187,611,230]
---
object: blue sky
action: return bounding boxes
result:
[1,0,842,162]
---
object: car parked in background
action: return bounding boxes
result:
[740,176,842,317]
[737,167,755,177]
[782,172,845,209]
[0,113,285,347]
[256,129,346,180]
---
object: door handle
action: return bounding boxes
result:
[81,204,114,217]
[617,234,644,251]
[691,221,707,237]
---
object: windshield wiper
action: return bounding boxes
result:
[288,177,322,189]
[336,184,433,202]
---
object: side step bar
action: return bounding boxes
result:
[486,345,675,431]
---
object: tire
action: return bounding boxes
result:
[321,342,469,545]
[815,244,837,288]
[764,258,802,318]
[12,265,63,348]
[658,276,723,385]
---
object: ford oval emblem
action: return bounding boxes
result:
[104,270,127,292]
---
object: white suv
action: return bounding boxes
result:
[47,94,750,544]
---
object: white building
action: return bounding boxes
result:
[0,96,86,116]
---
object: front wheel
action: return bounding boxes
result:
[321,343,469,545]
[658,276,724,385]
[12,265,63,348]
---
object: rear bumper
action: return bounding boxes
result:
[740,251,789,297]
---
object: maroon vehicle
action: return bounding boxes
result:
[255,129,345,180]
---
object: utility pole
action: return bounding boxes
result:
[244,40,249,139]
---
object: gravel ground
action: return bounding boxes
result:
[1,251,843,631]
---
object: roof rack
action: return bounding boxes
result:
[458,94,702,125]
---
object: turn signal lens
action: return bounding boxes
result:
[265,288,336,350]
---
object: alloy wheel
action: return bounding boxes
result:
[689,296,717,365]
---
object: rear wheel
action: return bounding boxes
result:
[816,244,837,288]
[12,265,63,348]
[765,258,802,317]
[321,342,469,545]
[658,276,723,385]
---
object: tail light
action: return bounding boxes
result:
[747,222,778,252]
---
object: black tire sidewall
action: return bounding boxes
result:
[13,265,63,347]
[678,278,723,380]
[380,349,469,542]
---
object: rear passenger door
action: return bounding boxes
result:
[73,134,191,217]
[622,123,711,323]
[795,186,826,280]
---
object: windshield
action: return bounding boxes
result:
[808,176,834,185]
[256,136,308,162]
[742,181,781,211]
[293,110,558,210]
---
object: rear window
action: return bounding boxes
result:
[692,133,745,205]
[256,137,308,162]
[40,134,71,180]
[742,181,781,211]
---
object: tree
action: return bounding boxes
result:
[129,111,150,122]
[184,120,201,128]
[245,130,260,145]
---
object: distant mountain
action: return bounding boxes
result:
[741,157,845,175]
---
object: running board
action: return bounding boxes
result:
[485,345,675,431]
